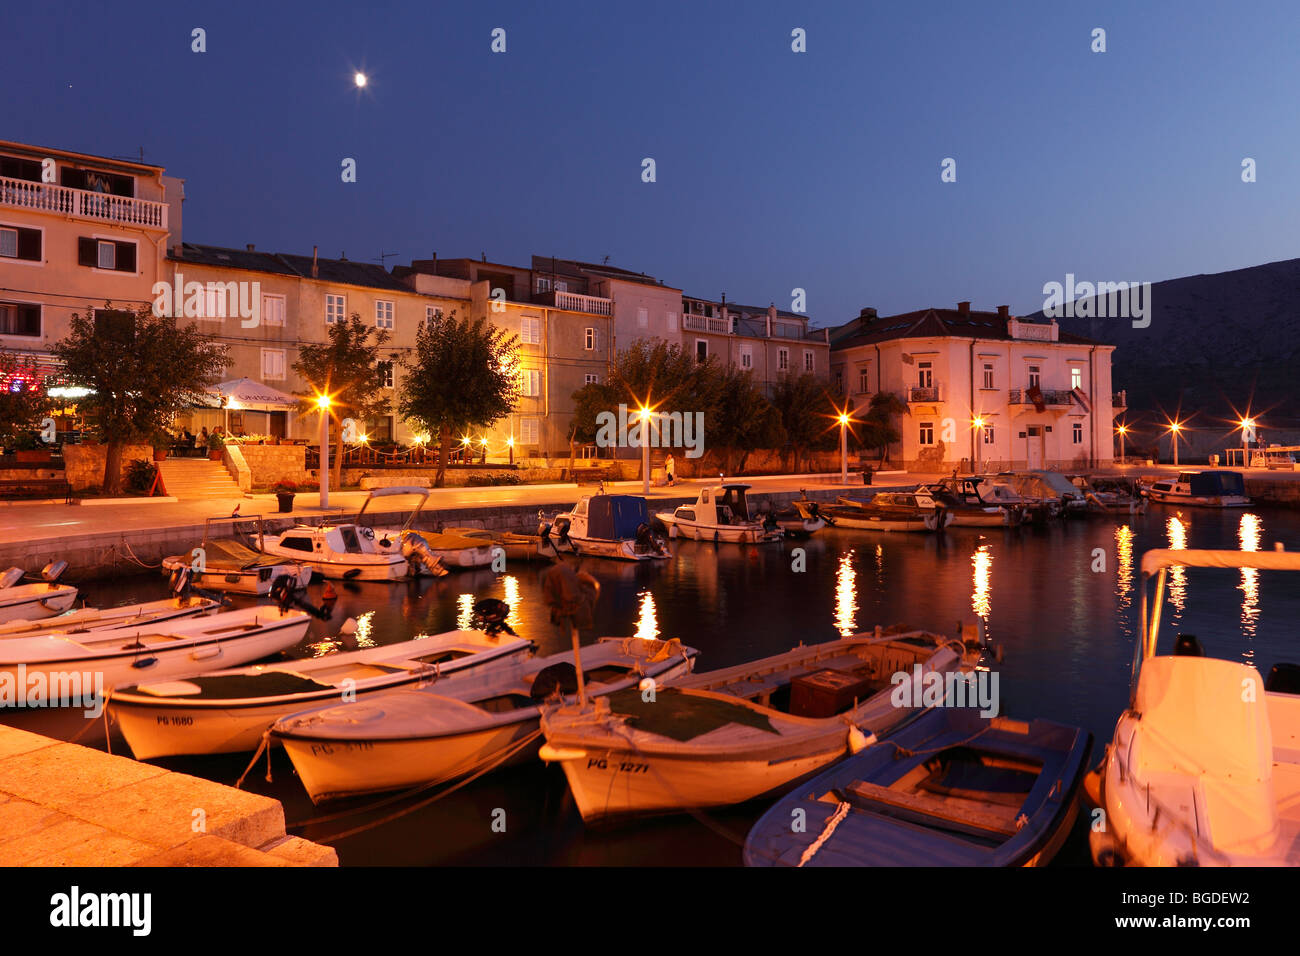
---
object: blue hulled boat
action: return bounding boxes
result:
[743,707,1091,867]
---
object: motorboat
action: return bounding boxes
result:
[0,605,313,700]
[0,593,220,638]
[761,494,828,538]
[271,636,699,803]
[655,483,783,543]
[998,471,1088,517]
[1085,547,1300,866]
[0,563,78,625]
[933,476,1028,526]
[355,486,479,574]
[442,527,552,562]
[1067,475,1148,515]
[539,494,671,560]
[825,491,953,533]
[260,521,411,581]
[538,629,983,823]
[743,707,1091,867]
[109,600,535,759]
[1141,470,1251,508]
[161,517,312,595]
[916,484,1020,527]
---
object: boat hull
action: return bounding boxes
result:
[1145,490,1251,508]
[0,586,78,624]
[161,557,312,595]
[656,515,780,543]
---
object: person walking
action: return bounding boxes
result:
[664,452,676,486]
[541,558,600,704]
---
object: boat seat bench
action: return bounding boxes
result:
[840,780,1021,838]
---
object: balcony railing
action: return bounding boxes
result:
[1009,387,1074,406]
[908,385,941,402]
[0,176,168,229]
[1113,389,1127,408]
[550,290,612,315]
[683,313,730,334]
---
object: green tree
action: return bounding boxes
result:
[709,365,781,475]
[0,350,54,450]
[293,313,392,491]
[53,304,228,494]
[397,310,519,487]
[770,372,836,473]
[861,391,908,464]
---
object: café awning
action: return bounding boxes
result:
[202,377,299,411]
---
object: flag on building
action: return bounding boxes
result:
[1071,387,1091,413]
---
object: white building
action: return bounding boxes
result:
[830,302,1124,471]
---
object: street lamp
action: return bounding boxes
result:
[1116,424,1128,465]
[639,406,652,495]
[972,416,985,471]
[316,394,331,507]
[480,437,488,465]
[1241,417,1255,466]
[838,411,850,484]
[507,436,514,466]
[1168,421,1183,467]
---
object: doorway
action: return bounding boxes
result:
[1026,425,1044,468]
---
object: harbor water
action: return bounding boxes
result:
[19,502,1300,866]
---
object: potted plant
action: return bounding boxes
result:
[207,432,225,461]
[152,428,173,462]
[13,431,52,464]
[271,478,298,513]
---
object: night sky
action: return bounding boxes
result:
[10,0,1299,326]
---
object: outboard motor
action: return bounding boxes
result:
[400,533,446,577]
[530,661,578,700]
[270,573,333,620]
[1173,633,1205,657]
[470,597,518,638]
[41,560,68,584]
[1266,662,1300,695]
[0,567,24,589]
[168,565,193,595]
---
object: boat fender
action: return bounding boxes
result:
[847,727,876,754]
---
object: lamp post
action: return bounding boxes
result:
[480,437,488,465]
[1168,422,1182,467]
[507,436,514,466]
[973,416,985,472]
[639,406,651,495]
[316,394,331,508]
[1241,418,1255,467]
[1116,424,1127,465]
[838,412,850,484]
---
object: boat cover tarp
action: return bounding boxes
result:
[1188,471,1246,496]
[1141,548,1300,576]
[588,496,649,541]
[607,687,778,741]
[164,671,333,700]
[205,538,274,569]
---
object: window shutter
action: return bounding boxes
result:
[16,228,40,261]
[77,237,96,267]
[116,241,136,273]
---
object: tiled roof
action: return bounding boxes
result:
[172,243,411,291]
[831,308,1105,349]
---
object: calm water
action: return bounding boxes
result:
[19,503,1300,865]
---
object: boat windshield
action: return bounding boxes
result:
[717,487,751,522]
[338,527,364,554]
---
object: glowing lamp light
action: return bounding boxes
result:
[638,406,651,423]
[1169,422,1183,434]
[972,416,985,429]
[354,72,367,88]
[838,412,850,426]
[316,394,331,410]
[1116,425,1128,435]
[357,433,368,444]
[506,437,514,447]
[461,437,471,446]
[480,438,488,446]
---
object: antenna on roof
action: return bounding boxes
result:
[603,255,610,265]
[374,250,398,268]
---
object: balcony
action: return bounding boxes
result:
[1113,389,1127,409]
[908,385,941,402]
[0,175,168,229]
[683,313,730,334]
[1009,387,1074,406]
[534,289,612,315]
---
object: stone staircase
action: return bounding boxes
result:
[157,457,243,499]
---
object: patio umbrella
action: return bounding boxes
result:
[202,378,300,433]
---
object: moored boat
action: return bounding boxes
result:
[538,629,982,823]
[0,564,78,624]
[261,522,411,581]
[743,706,1091,867]
[655,483,783,543]
[762,494,827,538]
[161,517,312,595]
[271,636,699,803]
[1067,474,1148,515]
[540,493,671,560]
[916,484,1019,527]
[0,593,221,637]
[826,491,952,532]
[354,486,456,575]
[442,527,552,562]
[1085,547,1300,866]
[1141,470,1251,508]
[934,476,1028,525]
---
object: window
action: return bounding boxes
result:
[262,293,286,327]
[803,350,814,372]
[666,311,677,332]
[584,327,595,350]
[983,363,994,389]
[1073,422,1084,444]
[519,369,541,396]
[0,226,40,261]
[919,422,935,445]
[379,361,394,389]
[326,294,346,325]
[521,316,541,344]
[535,276,553,294]
[279,536,314,553]
[78,237,136,273]
[520,417,540,445]
[261,348,286,381]
[983,424,995,445]
[555,280,569,293]
[778,348,789,371]
[425,306,443,324]
[739,345,753,369]
[375,300,394,330]
[1028,365,1041,389]
[858,367,870,394]
[0,302,40,337]
[1070,367,1082,390]
[585,374,599,385]
[637,308,648,328]
[918,361,933,388]
[834,371,843,393]
[696,340,708,364]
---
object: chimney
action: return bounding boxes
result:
[957,301,971,315]
[859,307,877,320]
[997,305,1009,318]
[246,243,255,252]
[311,246,319,278]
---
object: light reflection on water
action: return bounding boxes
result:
[1239,512,1261,655]
[635,589,660,640]
[1114,524,1134,639]
[971,544,991,632]
[1165,515,1188,622]
[834,551,858,636]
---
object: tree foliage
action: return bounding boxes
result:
[0,349,54,450]
[770,372,836,473]
[53,304,227,493]
[709,365,782,474]
[397,310,519,486]
[859,390,909,462]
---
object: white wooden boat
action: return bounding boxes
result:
[916,484,1018,527]
[539,630,981,822]
[354,486,459,575]
[540,494,671,561]
[271,636,700,803]
[0,594,220,638]
[0,606,312,699]
[1142,470,1251,508]
[974,474,1061,522]
[826,491,952,532]
[0,564,78,624]
[442,527,552,562]
[1067,475,1148,515]
[765,496,827,538]
[261,522,410,581]
[655,483,783,543]
[934,477,1028,526]
[109,625,536,759]
[998,471,1088,517]
[161,517,312,595]
[1086,548,1300,866]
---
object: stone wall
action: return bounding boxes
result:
[238,445,308,488]
[61,444,152,491]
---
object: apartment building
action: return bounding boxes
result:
[830,302,1122,471]
[680,295,831,390]
[530,256,683,353]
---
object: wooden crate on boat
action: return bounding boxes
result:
[789,669,876,719]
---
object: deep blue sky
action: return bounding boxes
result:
[10,0,1299,327]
